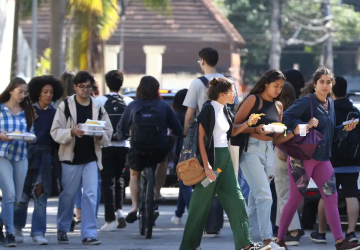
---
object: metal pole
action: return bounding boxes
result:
[31,0,37,77]
[119,0,125,72]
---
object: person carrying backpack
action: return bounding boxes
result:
[312,76,360,244]
[117,76,183,224]
[96,70,133,231]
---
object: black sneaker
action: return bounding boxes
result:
[285,233,301,246]
[57,230,69,244]
[4,234,16,247]
[82,237,101,245]
[0,225,5,245]
[310,230,327,243]
[153,211,160,226]
[345,232,359,243]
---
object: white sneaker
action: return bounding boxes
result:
[32,236,48,245]
[171,215,181,225]
[269,241,285,250]
[202,231,220,238]
[116,210,126,229]
[99,221,116,232]
[14,228,23,243]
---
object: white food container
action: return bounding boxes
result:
[80,119,105,131]
[7,132,36,141]
[262,125,274,132]
[82,129,104,137]
[272,124,287,133]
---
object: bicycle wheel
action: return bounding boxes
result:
[139,173,146,236]
[145,168,155,239]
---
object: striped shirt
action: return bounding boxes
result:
[0,103,34,161]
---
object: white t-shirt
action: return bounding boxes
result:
[211,101,229,148]
[96,92,133,148]
[182,73,239,116]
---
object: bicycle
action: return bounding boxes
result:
[138,166,157,239]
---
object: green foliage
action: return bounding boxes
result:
[36,48,51,76]
[214,0,360,84]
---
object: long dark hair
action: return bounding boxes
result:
[0,77,34,130]
[136,76,160,101]
[300,68,334,98]
[279,82,296,111]
[237,69,285,110]
[60,71,75,100]
[173,89,188,112]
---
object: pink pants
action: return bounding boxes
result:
[278,158,343,241]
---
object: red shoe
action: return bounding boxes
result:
[276,239,289,250]
[335,240,360,250]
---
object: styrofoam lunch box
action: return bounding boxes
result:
[262,124,287,133]
[7,132,36,141]
[80,119,105,131]
[82,129,104,137]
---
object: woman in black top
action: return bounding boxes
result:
[179,77,268,250]
[234,69,287,249]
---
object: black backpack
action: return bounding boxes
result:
[131,100,161,151]
[104,94,127,141]
[336,107,360,161]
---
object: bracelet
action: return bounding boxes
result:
[292,130,296,136]
[246,120,250,126]
[254,127,259,134]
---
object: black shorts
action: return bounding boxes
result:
[335,172,359,198]
[127,148,168,172]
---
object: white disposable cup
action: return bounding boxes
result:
[299,124,307,136]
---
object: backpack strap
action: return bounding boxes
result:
[63,98,71,121]
[198,76,209,88]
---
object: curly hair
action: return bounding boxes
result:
[28,75,64,103]
[207,77,233,100]
[300,68,334,98]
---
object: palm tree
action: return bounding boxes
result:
[51,0,170,76]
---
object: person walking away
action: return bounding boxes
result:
[235,69,286,250]
[275,68,360,250]
[180,77,269,250]
[273,82,303,246]
[0,77,36,247]
[183,47,239,237]
[96,70,133,231]
[13,76,64,245]
[117,76,183,224]
[51,71,112,245]
[170,89,193,225]
[311,76,360,244]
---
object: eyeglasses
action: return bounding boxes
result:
[14,89,29,97]
[76,84,92,90]
[227,91,236,96]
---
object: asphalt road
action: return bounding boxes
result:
[8,187,343,250]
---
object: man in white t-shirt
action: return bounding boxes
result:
[183,47,239,135]
[96,70,133,231]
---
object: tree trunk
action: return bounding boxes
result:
[269,0,282,69]
[50,0,67,78]
[324,0,333,71]
[10,0,20,79]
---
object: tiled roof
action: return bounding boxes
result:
[108,0,245,45]
[19,0,244,53]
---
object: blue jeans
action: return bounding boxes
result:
[175,181,192,218]
[74,171,101,218]
[0,158,28,234]
[57,161,98,239]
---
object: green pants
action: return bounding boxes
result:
[179,148,252,250]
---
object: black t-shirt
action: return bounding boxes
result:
[66,98,97,165]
